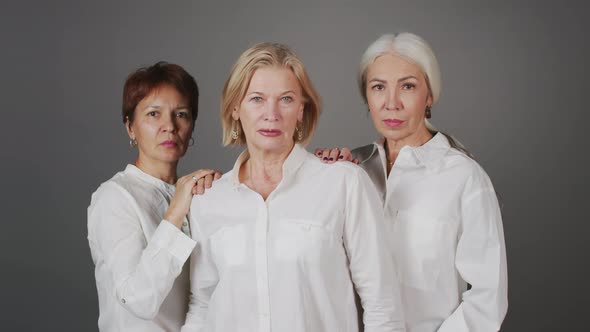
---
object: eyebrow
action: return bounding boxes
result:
[145,105,190,111]
[398,75,418,82]
[368,75,418,84]
[248,90,296,94]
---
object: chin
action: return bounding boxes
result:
[379,129,409,141]
[157,153,184,163]
[252,138,292,152]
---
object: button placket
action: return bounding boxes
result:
[254,198,271,332]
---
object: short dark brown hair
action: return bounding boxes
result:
[122,61,199,128]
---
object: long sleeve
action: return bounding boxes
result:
[343,168,406,332]
[181,201,219,332]
[87,182,196,320]
[437,171,508,332]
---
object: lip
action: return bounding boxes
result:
[383,119,405,128]
[258,129,282,137]
[160,140,178,147]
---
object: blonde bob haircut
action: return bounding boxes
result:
[221,42,321,146]
[358,33,442,131]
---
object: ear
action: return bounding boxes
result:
[426,94,433,108]
[297,103,304,122]
[125,116,135,139]
[231,107,240,121]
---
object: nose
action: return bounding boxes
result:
[385,88,401,111]
[263,99,280,121]
[162,112,178,133]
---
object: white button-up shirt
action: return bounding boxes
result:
[353,133,508,332]
[88,165,196,332]
[182,144,405,332]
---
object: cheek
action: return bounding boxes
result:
[134,122,156,138]
[367,93,383,110]
[176,122,193,139]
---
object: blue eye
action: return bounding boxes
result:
[281,96,293,103]
[251,96,263,102]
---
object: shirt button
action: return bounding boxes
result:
[121,298,126,304]
[182,221,188,227]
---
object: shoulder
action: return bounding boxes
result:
[442,149,495,192]
[304,150,366,174]
[351,143,376,163]
[91,172,128,201]
[301,151,373,189]
[89,170,140,212]
[190,170,235,206]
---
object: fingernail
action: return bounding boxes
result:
[338,155,343,159]
[329,157,334,161]
[323,157,328,161]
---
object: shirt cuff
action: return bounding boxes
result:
[152,219,197,263]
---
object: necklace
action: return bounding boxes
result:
[383,142,395,167]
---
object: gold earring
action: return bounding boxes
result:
[231,123,239,140]
[296,126,303,141]
[129,138,137,148]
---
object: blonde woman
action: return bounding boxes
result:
[182,43,405,332]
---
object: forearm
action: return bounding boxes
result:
[108,221,196,318]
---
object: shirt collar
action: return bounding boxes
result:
[230,143,308,187]
[371,132,451,168]
[125,164,176,192]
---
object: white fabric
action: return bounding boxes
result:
[182,144,405,332]
[88,164,196,332]
[364,133,508,332]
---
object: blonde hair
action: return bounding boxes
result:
[358,33,442,131]
[221,42,321,146]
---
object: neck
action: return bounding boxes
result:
[384,128,433,167]
[134,156,178,184]
[239,143,294,199]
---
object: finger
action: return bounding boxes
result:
[204,174,213,189]
[314,148,324,157]
[353,158,360,165]
[338,148,353,162]
[321,148,332,162]
[213,171,222,180]
[190,169,216,180]
[195,178,205,195]
[327,148,340,163]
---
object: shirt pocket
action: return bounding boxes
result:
[391,210,448,290]
[209,223,247,268]
[274,218,338,262]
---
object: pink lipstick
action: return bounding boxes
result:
[161,140,178,147]
[383,119,404,128]
[258,129,282,137]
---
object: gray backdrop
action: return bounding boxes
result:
[1,0,588,331]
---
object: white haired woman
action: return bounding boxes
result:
[182,43,405,332]
[317,33,508,332]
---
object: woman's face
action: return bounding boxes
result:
[234,66,304,154]
[127,84,193,165]
[366,53,432,143]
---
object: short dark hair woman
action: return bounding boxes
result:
[88,62,219,331]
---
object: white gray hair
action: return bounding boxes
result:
[358,32,442,107]
[359,33,475,157]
